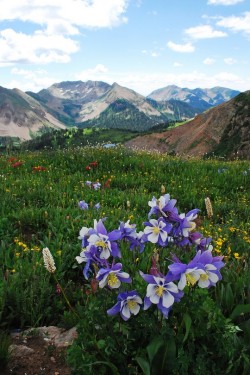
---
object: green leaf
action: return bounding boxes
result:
[146,336,164,364]
[230,304,250,321]
[152,336,176,375]
[183,313,192,343]
[135,357,151,375]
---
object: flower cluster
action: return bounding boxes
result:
[85,161,98,171]
[78,200,100,210]
[76,193,225,321]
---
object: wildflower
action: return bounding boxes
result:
[78,200,89,210]
[89,161,98,168]
[144,218,171,246]
[92,182,101,190]
[42,247,56,273]
[148,194,178,219]
[94,202,100,210]
[12,161,23,168]
[174,209,199,238]
[140,272,182,318]
[233,252,241,259]
[107,290,142,321]
[32,166,46,172]
[169,250,224,290]
[87,219,122,259]
[85,165,91,171]
[205,197,213,218]
[85,180,92,187]
[96,263,131,289]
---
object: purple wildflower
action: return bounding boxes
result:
[144,218,172,246]
[78,200,89,210]
[87,219,122,259]
[107,290,142,321]
[96,263,131,289]
[140,271,183,318]
[148,194,178,219]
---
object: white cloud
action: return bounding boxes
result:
[0,28,79,64]
[203,57,216,65]
[0,0,129,30]
[0,1,129,65]
[217,12,250,35]
[75,64,109,81]
[224,57,237,64]
[185,25,227,39]
[207,0,244,5]
[6,68,57,92]
[173,62,183,67]
[119,71,247,94]
[167,41,195,53]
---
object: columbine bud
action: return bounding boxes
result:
[205,197,213,218]
[42,247,56,274]
[161,185,166,194]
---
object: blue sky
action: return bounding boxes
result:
[0,0,249,95]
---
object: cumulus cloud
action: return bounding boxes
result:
[217,12,250,35]
[0,0,129,65]
[0,0,129,29]
[224,57,237,64]
[6,67,57,92]
[75,64,109,81]
[0,28,79,64]
[203,57,216,65]
[207,0,244,5]
[167,41,195,53]
[185,25,227,39]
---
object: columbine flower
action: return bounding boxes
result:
[94,202,100,210]
[88,219,122,259]
[144,218,172,246]
[42,247,56,273]
[140,272,182,318]
[148,194,178,219]
[96,263,131,289]
[92,182,101,190]
[176,209,199,238]
[78,200,89,210]
[107,290,142,321]
[168,250,224,290]
[195,250,224,288]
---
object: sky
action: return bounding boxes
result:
[0,0,249,96]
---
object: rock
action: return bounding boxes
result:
[23,326,78,348]
[10,344,34,358]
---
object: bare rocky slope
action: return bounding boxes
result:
[0,86,66,141]
[125,91,250,159]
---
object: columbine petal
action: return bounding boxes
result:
[162,291,175,308]
[207,271,219,283]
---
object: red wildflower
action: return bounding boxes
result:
[89,161,98,168]
[11,162,23,168]
[85,165,91,171]
[32,166,46,172]
[103,179,111,189]
[8,157,17,163]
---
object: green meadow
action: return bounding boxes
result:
[0,145,249,374]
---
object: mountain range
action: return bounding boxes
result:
[0,80,243,147]
[125,91,250,160]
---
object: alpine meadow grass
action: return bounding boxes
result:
[0,145,249,374]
